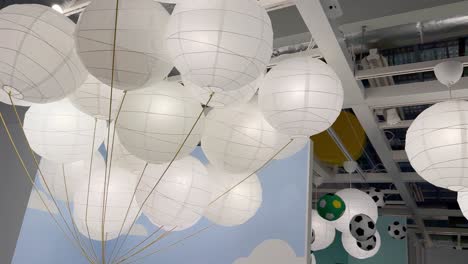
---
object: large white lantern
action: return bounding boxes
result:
[274,137,308,160]
[185,74,263,108]
[204,165,262,227]
[406,100,468,191]
[166,0,273,92]
[23,99,106,163]
[342,232,381,259]
[136,156,211,231]
[457,192,468,220]
[69,75,125,120]
[109,132,148,175]
[259,57,344,137]
[333,189,378,234]
[202,99,293,173]
[37,159,88,201]
[116,81,204,164]
[311,209,335,251]
[73,164,140,241]
[75,0,173,90]
[0,4,86,104]
[0,92,32,107]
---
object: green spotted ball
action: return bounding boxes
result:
[317,193,346,221]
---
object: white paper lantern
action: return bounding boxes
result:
[333,189,378,234]
[185,74,263,108]
[73,164,140,241]
[136,156,211,231]
[274,137,308,160]
[310,253,316,264]
[201,100,289,173]
[0,4,87,104]
[76,0,173,90]
[342,232,381,259]
[311,209,335,251]
[458,192,468,220]
[204,165,262,227]
[23,99,106,163]
[0,92,33,107]
[406,100,468,191]
[37,159,88,201]
[166,0,273,92]
[69,75,125,120]
[259,57,344,138]
[109,132,148,175]
[116,81,204,164]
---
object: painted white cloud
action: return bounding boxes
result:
[128,224,148,237]
[234,240,305,264]
[27,189,58,214]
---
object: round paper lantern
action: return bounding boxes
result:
[0,4,87,104]
[202,100,291,173]
[342,232,381,259]
[73,164,140,241]
[116,81,204,164]
[259,57,344,137]
[166,0,273,92]
[316,193,346,221]
[136,156,211,231]
[310,253,316,264]
[434,61,464,87]
[185,74,263,108]
[0,92,33,107]
[274,137,309,160]
[406,100,468,192]
[23,99,106,163]
[333,189,378,233]
[109,132,148,175]
[69,75,125,120]
[311,209,335,251]
[37,159,88,201]
[76,0,173,90]
[204,165,262,227]
[458,192,468,221]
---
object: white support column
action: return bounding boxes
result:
[305,141,314,264]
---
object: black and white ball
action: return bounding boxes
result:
[388,221,407,240]
[311,228,316,244]
[349,214,377,241]
[356,235,377,251]
[366,187,385,208]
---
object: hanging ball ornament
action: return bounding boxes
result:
[23,99,106,163]
[406,100,468,192]
[356,235,377,252]
[69,75,125,120]
[311,209,336,251]
[366,187,386,208]
[333,188,378,234]
[166,0,273,92]
[342,231,381,259]
[316,193,346,221]
[75,0,173,90]
[204,165,263,227]
[116,80,204,164]
[349,214,377,241]
[136,156,212,231]
[387,221,407,240]
[434,61,464,87]
[259,57,344,138]
[0,4,87,104]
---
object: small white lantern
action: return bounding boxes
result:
[204,165,262,227]
[406,100,468,191]
[69,75,125,120]
[342,232,381,259]
[333,188,378,234]
[116,81,204,164]
[185,74,263,108]
[259,57,344,137]
[23,99,106,163]
[201,100,292,173]
[73,163,140,241]
[75,0,173,90]
[166,0,273,92]
[311,209,335,251]
[136,156,211,231]
[0,4,86,104]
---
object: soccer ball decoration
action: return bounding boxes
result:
[356,235,377,251]
[342,232,381,259]
[311,209,336,251]
[349,214,377,241]
[311,228,315,244]
[388,221,407,240]
[317,193,346,221]
[366,187,386,208]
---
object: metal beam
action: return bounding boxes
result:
[324,172,424,183]
[381,207,464,218]
[411,227,468,236]
[296,0,432,247]
[379,120,413,130]
[393,150,409,162]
